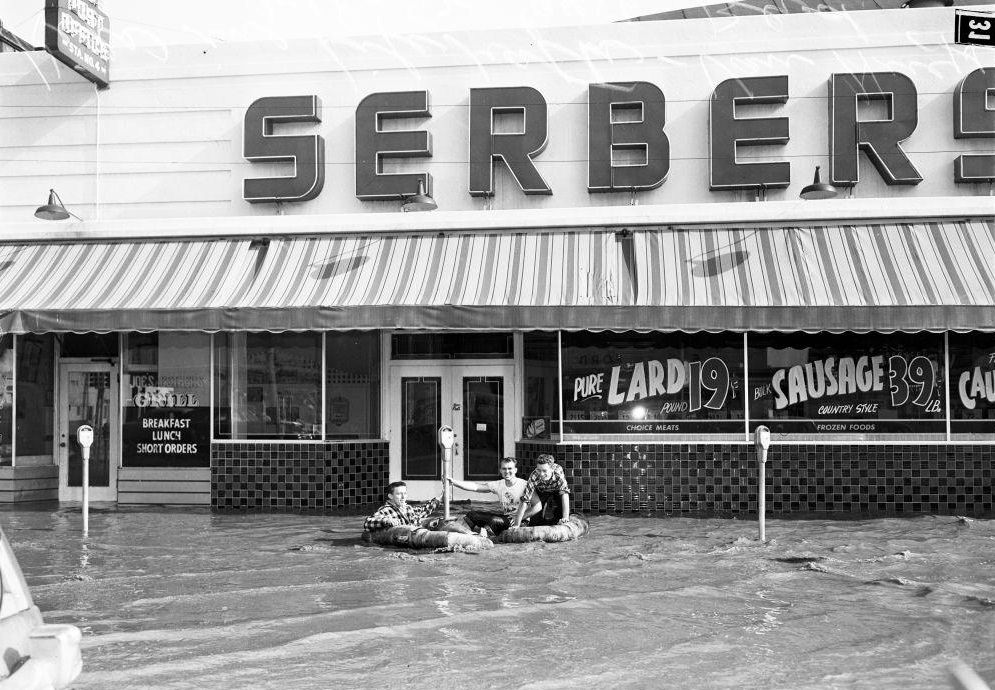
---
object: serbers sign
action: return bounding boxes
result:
[242,68,995,204]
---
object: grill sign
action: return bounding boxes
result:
[44,0,110,88]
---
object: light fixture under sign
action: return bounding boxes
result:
[34,189,83,221]
[401,179,437,212]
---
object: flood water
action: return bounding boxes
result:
[3,505,994,689]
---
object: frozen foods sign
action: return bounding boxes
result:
[748,333,946,434]
[241,68,995,204]
[44,0,110,88]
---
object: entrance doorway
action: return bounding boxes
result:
[58,361,118,502]
[388,363,516,501]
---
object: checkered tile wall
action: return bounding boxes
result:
[212,442,389,511]
[516,443,995,517]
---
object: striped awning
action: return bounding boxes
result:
[631,219,995,332]
[0,220,991,333]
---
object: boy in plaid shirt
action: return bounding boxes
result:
[363,481,440,532]
[510,454,572,528]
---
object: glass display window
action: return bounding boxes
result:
[123,332,211,466]
[213,332,321,441]
[748,332,946,436]
[560,331,745,434]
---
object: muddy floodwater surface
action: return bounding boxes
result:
[3,506,994,689]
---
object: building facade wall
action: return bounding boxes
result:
[211,441,389,512]
[517,442,994,517]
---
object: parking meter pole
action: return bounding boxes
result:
[82,449,89,536]
[757,450,767,542]
[76,425,94,537]
[755,426,771,543]
[438,426,456,522]
[443,447,452,520]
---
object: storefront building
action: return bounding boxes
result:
[0,4,992,515]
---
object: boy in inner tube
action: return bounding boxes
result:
[510,454,572,528]
[363,481,440,533]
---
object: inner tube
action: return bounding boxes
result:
[363,524,493,550]
[498,514,590,543]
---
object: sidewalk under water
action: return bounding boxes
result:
[2,505,993,689]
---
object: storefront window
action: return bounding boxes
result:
[523,332,558,438]
[949,332,995,437]
[325,332,380,439]
[15,334,54,464]
[391,333,513,359]
[560,331,745,434]
[214,332,322,440]
[748,332,945,436]
[0,336,11,465]
[122,332,211,467]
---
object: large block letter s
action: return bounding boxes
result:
[243,95,325,203]
[953,68,995,183]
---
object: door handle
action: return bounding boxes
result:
[59,442,66,448]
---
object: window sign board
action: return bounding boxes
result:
[948,332,995,435]
[44,0,110,88]
[560,332,744,434]
[122,407,210,468]
[748,333,945,434]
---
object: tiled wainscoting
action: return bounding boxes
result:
[212,441,389,512]
[516,443,995,517]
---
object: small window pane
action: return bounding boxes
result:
[325,332,380,439]
[213,332,321,440]
[0,335,12,465]
[15,334,55,462]
[523,332,558,438]
[402,377,441,479]
[391,333,513,359]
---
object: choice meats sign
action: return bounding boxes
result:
[560,332,744,434]
[241,68,995,203]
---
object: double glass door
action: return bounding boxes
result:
[389,364,515,501]
[59,362,118,502]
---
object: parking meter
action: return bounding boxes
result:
[754,426,770,542]
[77,425,94,536]
[755,425,770,453]
[77,425,93,460]
[438,426,455,519]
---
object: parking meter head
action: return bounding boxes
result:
[76,425,94,449]
[438,425,455,450]
[755,425,771,452]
